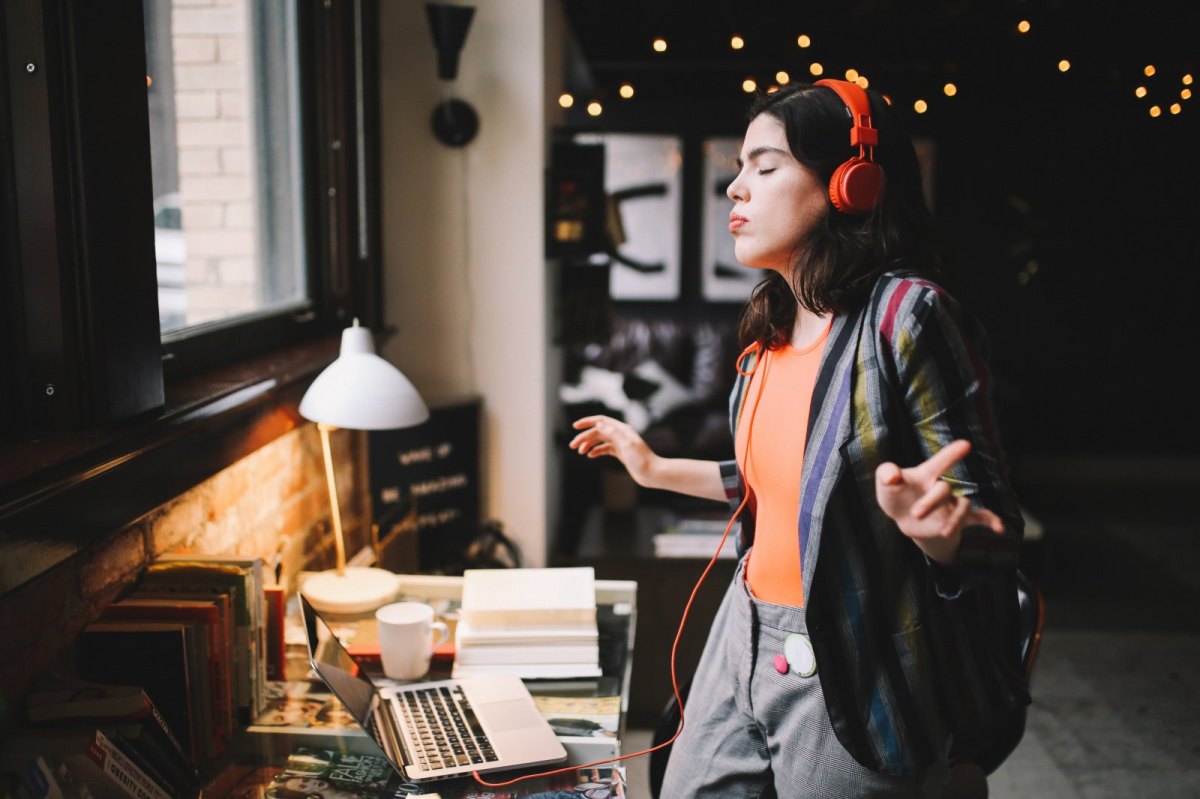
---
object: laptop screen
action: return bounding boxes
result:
[299,594,384,740]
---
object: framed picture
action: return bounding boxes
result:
[700,136,760,303]
[575,132,682,301]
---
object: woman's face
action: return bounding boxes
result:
[726,113,828,276]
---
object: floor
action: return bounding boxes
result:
[618,476,1200,797]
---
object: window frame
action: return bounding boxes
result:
[0,0,384,596]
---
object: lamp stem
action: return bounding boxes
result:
[317,422,347,576]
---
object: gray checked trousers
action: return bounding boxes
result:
[659,554,949,798]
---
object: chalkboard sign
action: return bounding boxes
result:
[367,396,481,572]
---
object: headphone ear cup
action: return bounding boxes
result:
[828,157,885,214]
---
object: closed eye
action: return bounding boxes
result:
[757,168,776,175]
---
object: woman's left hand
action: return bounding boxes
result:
[874,439,1005,566]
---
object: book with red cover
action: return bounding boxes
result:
[264,586,287,681]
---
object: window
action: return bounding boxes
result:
[0,0,382,431]
[144,0,307,336]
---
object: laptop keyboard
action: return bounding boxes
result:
[396,686,499,770]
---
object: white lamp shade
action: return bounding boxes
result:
[299,324,430,430]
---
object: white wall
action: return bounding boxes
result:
[378,0,553,565]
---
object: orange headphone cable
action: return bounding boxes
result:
[472,344,770,789]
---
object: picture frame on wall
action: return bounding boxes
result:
[575,132,683,301]
[700,136,760,303]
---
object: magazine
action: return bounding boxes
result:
[237,749,626,799]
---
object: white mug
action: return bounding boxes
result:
[375,602,450,681]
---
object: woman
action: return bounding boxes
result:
[569,80,1028,796]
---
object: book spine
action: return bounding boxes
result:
[91,730,171,799]
[454,646,600,665]
[263,587,287,682]
[250,563,267,716]
[105,731,180,799]
[18,757,64,799]
[456,611,598,631]
[143,703,196,783]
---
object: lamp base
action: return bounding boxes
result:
[302,567,401,615]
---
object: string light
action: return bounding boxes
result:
[558,93,574,108]
[582,21,1196,122]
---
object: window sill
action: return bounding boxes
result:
[0,334,340,596]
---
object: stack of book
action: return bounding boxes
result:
[652,513,737,559]
[72,555,274,769]
[452,567,601,680]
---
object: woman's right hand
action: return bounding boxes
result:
[569,415,659,488]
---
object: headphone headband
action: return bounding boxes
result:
[814,79,878,151]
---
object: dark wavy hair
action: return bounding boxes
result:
[737,82,943,350]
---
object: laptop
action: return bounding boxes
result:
[299,595,568,782]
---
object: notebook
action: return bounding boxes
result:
[299,595,568,782]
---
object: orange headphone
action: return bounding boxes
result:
[815,78,885,214]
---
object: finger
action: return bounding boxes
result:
[914,439,972,480]
[940,496,971,537]
[587,443,614,458]
[875,462,903,487]
[568,431,595,449]
[911,480,954,519]
[571,415,610,429]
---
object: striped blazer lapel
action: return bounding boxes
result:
[798,307,868,605]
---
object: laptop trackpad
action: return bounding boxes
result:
[484,699,546,732]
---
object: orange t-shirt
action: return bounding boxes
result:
[735,324,830,607]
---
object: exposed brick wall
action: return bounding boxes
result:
[0,424,369,706]
[171,0,260,326]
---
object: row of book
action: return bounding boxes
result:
[452,568,602,680]
[1,554,287,799]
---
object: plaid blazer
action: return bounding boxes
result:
[719,272,1030,776]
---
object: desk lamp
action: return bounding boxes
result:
[299,320,429,614]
